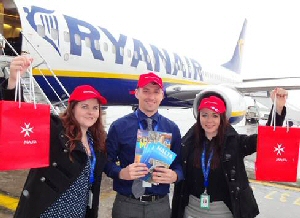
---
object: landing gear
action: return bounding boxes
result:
[245,118,259,125]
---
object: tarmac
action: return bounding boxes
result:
[0,154,299,218]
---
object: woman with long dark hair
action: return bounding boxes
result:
[172,90,287,218]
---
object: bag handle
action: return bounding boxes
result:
[14,70,21,107]
[27,62,37,108]
[14,62,37,109]
[270,94,276,129]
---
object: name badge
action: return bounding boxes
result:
[88,190,93,209]
[200,193,210,210]
[142,181,152,187]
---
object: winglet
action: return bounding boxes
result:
[222,19,247,74]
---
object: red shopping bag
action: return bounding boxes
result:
[255,125,300,182]
[0,100,50,170]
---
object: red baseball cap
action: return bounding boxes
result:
[198,96,226,114]
[68,85,107,104]
[137,72,163,89]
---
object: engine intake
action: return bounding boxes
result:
[193,85,246,125]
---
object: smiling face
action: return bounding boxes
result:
[73,98,100,132]
[199,108,221,139]
[135,82,164,117]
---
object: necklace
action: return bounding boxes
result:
[81,141,91,156]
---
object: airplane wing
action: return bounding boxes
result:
[166,76,300,103]
[165,84,209,104]
[236,77,300,92]
[165,83,244,106]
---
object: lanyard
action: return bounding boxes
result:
[135,110,158,131]
[87,132,96,184]
[201,143,213,189]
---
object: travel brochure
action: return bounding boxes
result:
[134,129,176,183]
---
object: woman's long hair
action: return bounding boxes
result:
[60,101,107,156]
[193,93,229,169]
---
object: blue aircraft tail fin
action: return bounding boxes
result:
[222,19,247,74]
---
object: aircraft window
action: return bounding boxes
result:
[74,34,81,46]
[134,51,138,59]
[37,25,45,37]
[85,37,91,48]
[51,28,58,40]
[120,47,124,56]
[94,40,100,50]
[112,45,116,54]
[64,31,70,42]
[127,49,132,58]
[103,42,108,52]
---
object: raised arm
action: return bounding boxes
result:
[266,88,287,126]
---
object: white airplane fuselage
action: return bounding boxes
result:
[2,0,246,124]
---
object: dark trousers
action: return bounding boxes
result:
[112,193,171,218]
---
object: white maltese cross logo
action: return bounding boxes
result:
[274,144,285,155]
[21,123,34,137]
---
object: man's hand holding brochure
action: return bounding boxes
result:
[134,129,177,183]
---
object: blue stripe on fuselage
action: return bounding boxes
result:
[34,76,243,124]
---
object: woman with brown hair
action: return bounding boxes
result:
[14,84,107,218]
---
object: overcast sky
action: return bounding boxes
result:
[54,0,300,109]
[23,0,300,111]
[53,0,300,79]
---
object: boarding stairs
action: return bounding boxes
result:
[0,33,68,115]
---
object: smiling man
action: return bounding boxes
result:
[105,72,183,218]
